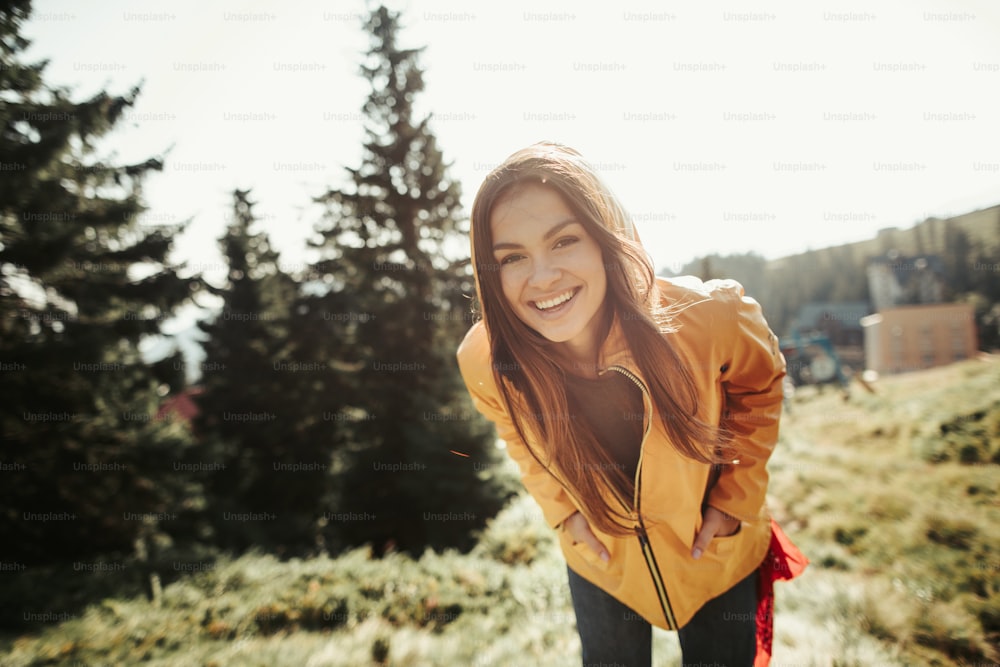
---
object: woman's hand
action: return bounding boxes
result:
[692,505,741,560]
[563,511,609,562]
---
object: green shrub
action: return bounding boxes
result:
[913,401,1000,464]
[912,598,994,662]
[834,525,868,548]
[471,494,555,566]
[965,592,1000,634]
[371,635,390,663]
[924,514,978,550]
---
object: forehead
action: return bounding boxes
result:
[489,184,574,237]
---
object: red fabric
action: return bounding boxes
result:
[755,518,809,667]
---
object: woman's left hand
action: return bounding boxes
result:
[691,506,741,560]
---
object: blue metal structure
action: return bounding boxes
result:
[778,331,850,392]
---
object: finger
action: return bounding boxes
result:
[581,524,610,562]
[691,513,721,560]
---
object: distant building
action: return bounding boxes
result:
[792,302,870,348]
[862,252,978,373]
[860,303,977,374]
[866,253,945,311]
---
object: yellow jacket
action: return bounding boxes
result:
[457,275,786,629]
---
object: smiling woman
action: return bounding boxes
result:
[456,142,807,667]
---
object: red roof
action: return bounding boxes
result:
[156,386,204,425]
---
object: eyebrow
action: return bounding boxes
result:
[492,217,580,252]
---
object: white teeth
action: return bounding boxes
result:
[535,289,575,311]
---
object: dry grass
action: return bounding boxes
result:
[769,355,1000,666]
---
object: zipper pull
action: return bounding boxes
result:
[635,522,647,542]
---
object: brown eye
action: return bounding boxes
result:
[499,254,524,266]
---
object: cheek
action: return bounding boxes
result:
[594,255,609,292]
[575,244,607,288]
[498,269,525,310]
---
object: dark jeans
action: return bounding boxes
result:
[566,565,758,667]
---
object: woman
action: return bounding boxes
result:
[456,142,806,666]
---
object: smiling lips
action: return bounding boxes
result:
[532,288,579,311]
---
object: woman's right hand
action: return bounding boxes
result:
[563,511,610,562]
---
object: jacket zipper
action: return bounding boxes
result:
[603,364,679,631]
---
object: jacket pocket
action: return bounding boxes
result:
[572,539,610,568]
[706,522,742,556]
[559,529,621,574]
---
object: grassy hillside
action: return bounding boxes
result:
[2,358,998,666]
[768,356,1000,665]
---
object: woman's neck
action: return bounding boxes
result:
[550,305,613,379]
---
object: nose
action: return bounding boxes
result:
[528,256,561,291]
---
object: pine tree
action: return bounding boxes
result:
[302,5,513,555]
[0,0,203,562]
[194,190,333,555]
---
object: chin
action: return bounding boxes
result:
[533,324,581,345]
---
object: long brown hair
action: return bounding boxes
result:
[470,142,728,535]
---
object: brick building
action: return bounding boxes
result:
[860,303,977,374]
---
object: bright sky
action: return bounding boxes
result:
[23,0,1000,289]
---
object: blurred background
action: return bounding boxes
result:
[1,0,998,665]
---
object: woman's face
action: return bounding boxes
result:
[489,184,608,363]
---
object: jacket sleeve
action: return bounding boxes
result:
[706,282,786,523]
[456,325,580,530]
